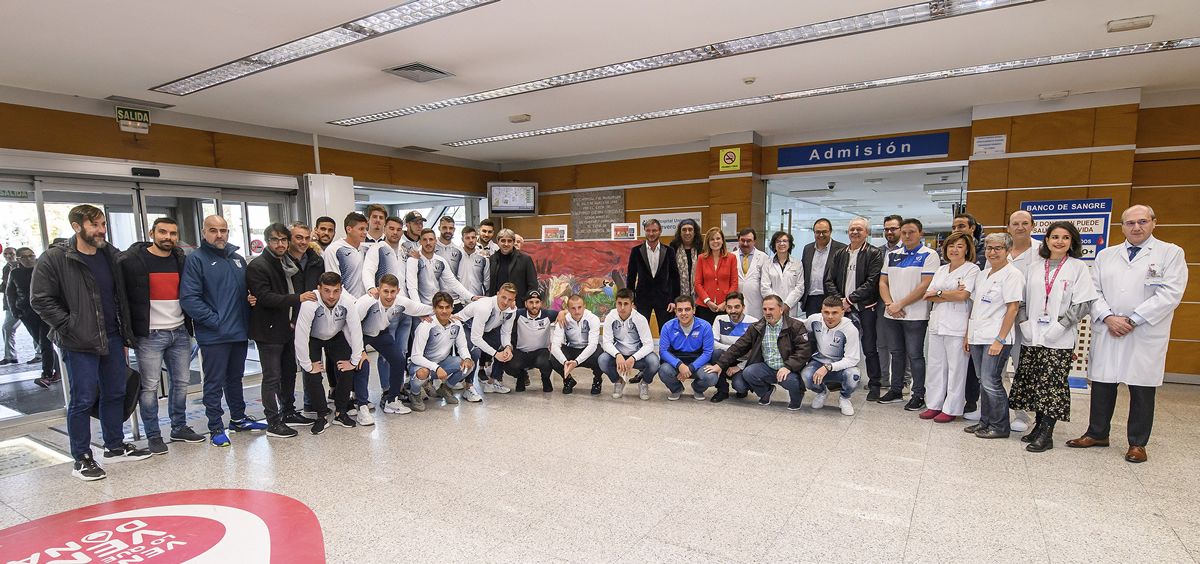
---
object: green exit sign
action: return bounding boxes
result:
[115,106,150,134]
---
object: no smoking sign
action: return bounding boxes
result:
[718,147,741,171]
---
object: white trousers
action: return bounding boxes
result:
[925,333,969,415]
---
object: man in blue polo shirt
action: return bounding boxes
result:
[877,218,939,411]
[657,295,717,401]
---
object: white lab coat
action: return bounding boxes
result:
[759,254,805,318]
[1088,237,1188,386]
[1019,256,1097,350]
[734,248,770,318]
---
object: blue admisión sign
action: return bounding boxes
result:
[777,132,950,169]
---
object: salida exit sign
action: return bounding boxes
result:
[116,106,150,134]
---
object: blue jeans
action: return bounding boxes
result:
[970,344,1012,433]
[658,361,718,394]
[134,326,192,438]
[375,314,406,398]
[883,318,928,397]
[199,341,248,434]
[597,352,660,383]
[737,362,804,405]
[801,361,861,398]
[363,329,407,403]
[407,356,467,395]
[62,335,127,459]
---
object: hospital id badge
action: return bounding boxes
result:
[1145,263,1165,286]
[981,287,999,304]
[1037,315,1052,325]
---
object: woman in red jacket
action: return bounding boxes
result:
[694,226,738,324]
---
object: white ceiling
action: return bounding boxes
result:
[2,0,1199,165]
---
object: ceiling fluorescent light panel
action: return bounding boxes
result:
[331,0,1042,125]
[444,37,1200,147]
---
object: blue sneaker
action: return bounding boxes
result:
[211,432,231,447]
[229,417,267,432]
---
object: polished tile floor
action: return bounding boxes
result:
[1,378,1198,563]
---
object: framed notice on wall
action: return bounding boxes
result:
[611,223,637,240]
[541,224,568,242]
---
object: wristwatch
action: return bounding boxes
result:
[1128,317,1138,327]
[936,290,944,298]
[823,363,833,372]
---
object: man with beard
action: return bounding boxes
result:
[181,215,266,447]
[32,205,151,480]
[457,226,490,309]
[435,215,463,272]
[287,222,326,417]
[313,217,336,251]
[119,217,205,453]
[477,218,499,257]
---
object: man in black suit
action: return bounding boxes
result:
[625,219,678,331]
[488,228,538,301]
[824,217,884,400]
[801,218,847,316]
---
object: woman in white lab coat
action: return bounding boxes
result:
[1066,205,1187,463]
[759,231,805,318]
[920,232,980,423]
[963,233,1024,439]
[1009,221,1098,453]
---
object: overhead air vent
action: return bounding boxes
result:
[384,62,454,83]
[401,145,440,153]
[104,95,174,109]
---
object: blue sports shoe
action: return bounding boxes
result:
[211,432,231,447]
[229,417,267,432]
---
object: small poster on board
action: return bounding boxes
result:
[541,224,568,242]
[610,222,638,240]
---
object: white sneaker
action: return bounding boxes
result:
[347,405,359,417]
[839,396,855,416]
[811,391,829,409]
[463,387,483,403]
[492,381,511,394]
[613,381,625,399]
[1011,410,1031,432]
[482,382,499,393]
[963,409,981,421]
[693,391,706,401]
[451,381,465,391]
[383,399,411,415]
[356,405,375,426]
[638,382,650,400]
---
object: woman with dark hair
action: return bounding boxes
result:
[694,227,737,324]
[759,230,804,318]
[669,219,700,300]
[1009,221,1097,452]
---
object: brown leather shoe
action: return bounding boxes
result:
[1066,435,1110,448]
[1125,446,1147,463]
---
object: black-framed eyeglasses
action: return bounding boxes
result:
[268,237,289,243]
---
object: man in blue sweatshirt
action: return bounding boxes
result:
[657,295,717,401]
[181,215,265,447]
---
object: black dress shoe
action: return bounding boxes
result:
[734,392,748,399]
[563,377,577,394]
[590,375,602,395]
[963,423,985,434]
[975,428,1010,439]
[710,390,729,403]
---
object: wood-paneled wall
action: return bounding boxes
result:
[967,103,1197,376]
[0,102,496,193]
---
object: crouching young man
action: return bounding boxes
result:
[802,296,862,415]
[408,292,474,411]
[294,272,363,433]
[705,295,813,410]
[549,294,603,395]
[597,289,659,400]
[353,274,433,419]
[506,290,557,392]
[658,295,717,401]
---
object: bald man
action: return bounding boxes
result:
[181,215,265,447]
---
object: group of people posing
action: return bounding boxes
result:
[22,201,1185,482]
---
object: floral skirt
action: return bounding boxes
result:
[1008,345,1073,422]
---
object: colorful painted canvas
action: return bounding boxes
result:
[522,241,637,317]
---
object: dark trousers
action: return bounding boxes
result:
[853,306,881,392]
[257,341,322,424]
[505,348,553,388]
[20,315,57,377]
[1086,382,1156,447]
[200,341,248,434]
[635,299,673,332]
[803,294,826,317]
[468,327,506,382]
[309,334,355,415]
[883,318,928,397]
[965,358,980,409]
[695,307,718,324]
[550,346,602,381]
[62,335,127,459]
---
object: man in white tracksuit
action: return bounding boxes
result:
[1067,205,1187,464]
[597,288,659,400]
[459,283,519,398]
[294,272,364,433]
[407,292,474,412]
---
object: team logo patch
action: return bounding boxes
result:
[0,489,324,563]
[449,325,460,337]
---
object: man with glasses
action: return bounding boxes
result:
[285,222,326,421]
[801,218,846,316]
[119,217,205,452]
[877,215,904,399]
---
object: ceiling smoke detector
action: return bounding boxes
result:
[384,62,454,83]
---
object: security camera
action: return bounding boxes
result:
[827,181,836,189]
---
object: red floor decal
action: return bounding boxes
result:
[0,489,324,563]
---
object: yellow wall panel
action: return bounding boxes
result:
[968,159,1008,189]
[1170,303,1200,339]
[575,152,709,188]
[965,191,1009,227]
[501,165,576,192]
[1132,159,1200,187]
[1136,105,1200,148]
[1092,104,1139,146]
[214,133,312,175]
[1166,341,1199,376]
[1005,188,1089,211]
[1006,154,1092,188]
[391,159,495,194]
[708,178,753,205]
[626,183,709,209]
[1088,151,1135,185]
[972,117,1011,139]
[319,148,391,185]
[1186,266,1200,302]
[1009,108,1095,152]
[1131,186,1200,224]
[1150,226,1200,253]
[1086,185,1131,217]
[539,193,572,215]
